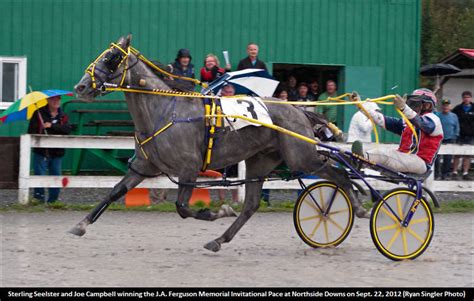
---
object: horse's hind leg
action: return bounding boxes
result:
[68,168,147,236]
[175,180,197,219]
[204,152,281,252]
[175,180,237,221]
[318,165,369,218]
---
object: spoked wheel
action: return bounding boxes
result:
[294,181,354,248]
[370,188,434,261]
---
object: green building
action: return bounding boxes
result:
[0,0,421,170]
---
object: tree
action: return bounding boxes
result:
[421,0,474,65]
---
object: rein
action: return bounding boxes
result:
[85,42,420,161]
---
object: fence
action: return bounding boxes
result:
[18,134,473,204]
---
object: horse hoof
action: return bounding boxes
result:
[176,203,193,219]
[68,220,89,236]
[204,240,221,252]
[220,205,237,217]
[68,225,86,237]
[355,207,370,219]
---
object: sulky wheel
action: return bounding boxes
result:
[370,188,434,261]
[294,181,354,248]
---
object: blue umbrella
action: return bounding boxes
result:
[202,69,279,97]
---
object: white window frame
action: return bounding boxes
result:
[0,56,27,110]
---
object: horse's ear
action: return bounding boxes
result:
[125,34,132,47]
[117,35,132,48]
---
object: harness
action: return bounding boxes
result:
[85,42,420,174]
[132,96,223,171]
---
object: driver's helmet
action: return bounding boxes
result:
[407,88,437,111]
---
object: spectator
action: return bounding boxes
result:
[291,82,315,111]
[353,89,443,175]
[308,79,320,99]
[276,88,289,101]
[434,99,459,180]
[168,48,195,91]
[237,43,267,71]
[287,75,298,100]
[218,84,239,204]
[295,82,315,102]
[451,91,474,180]
[27,96,72,203]
[317,80,339,125]
[200,53,230,84]
[347,102,380,143]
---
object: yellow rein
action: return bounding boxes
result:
[86,43,419,151]
[103,85,418,149]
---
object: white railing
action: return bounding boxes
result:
[18,134,473,204]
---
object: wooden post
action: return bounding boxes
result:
[18,134,32,204]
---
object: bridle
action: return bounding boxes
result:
[85,43,131,91]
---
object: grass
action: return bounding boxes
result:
[1,199,472,214]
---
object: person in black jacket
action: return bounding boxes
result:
[28,96,72,203]
[451,91,474,180]
[237,43,267,71]
[167,48,196,91]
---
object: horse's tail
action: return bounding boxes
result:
[302,110,328,127]
[302,110,344,142]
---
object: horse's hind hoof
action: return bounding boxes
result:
[204,240,221,252]
[68,220,89,236]
[218,205,237,218]
[68,226,86,237]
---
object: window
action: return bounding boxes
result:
[0,57,27,109]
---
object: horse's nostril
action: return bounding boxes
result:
[75,84,86,93]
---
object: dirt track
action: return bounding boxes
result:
[1,211,472,287]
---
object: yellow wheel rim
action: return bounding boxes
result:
[371,189,433,260]
[295,182,353,248]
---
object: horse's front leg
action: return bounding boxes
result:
[204,152,281,252]
[175,179,236,221]
[68,168,147,236]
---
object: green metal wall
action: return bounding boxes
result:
[0,0,421,142]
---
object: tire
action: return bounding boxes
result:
[294,181,354,248]
[370,188,434,261]
[422,187,440,208]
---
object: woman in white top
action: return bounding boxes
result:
[347,102,380,143]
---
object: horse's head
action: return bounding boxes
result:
[74,35,132,100]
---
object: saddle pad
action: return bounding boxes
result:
[220,96,273,130]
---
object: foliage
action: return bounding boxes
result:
[2,199,473,213]
[421,0,474,65]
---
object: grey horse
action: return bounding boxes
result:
[71,36,367,252]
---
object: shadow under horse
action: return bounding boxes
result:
[71,35,367,252]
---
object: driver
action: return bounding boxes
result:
[352,88,443,174]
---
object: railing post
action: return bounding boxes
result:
[237,161,246,203]
[18,134,32,204]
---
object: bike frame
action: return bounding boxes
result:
[312,142,424,227]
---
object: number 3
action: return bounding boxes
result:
[237,99,258,120]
